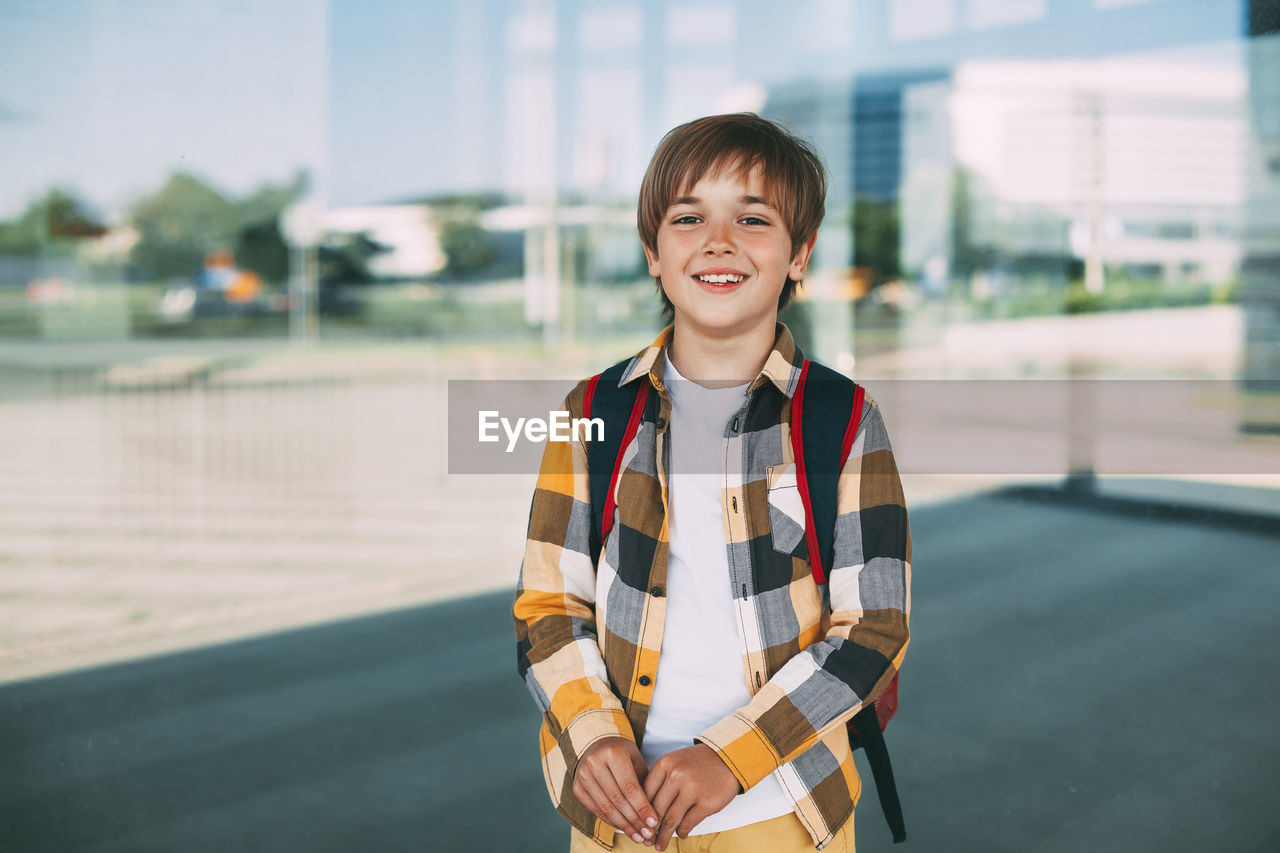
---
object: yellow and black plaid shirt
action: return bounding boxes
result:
[514,324,911,849]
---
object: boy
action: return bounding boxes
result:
[514,113,911,852]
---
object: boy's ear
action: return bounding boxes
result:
[643,243,662,278]
[788,232,819,281]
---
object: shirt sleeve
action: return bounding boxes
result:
[513,381,636,771]
[695,396,911,791]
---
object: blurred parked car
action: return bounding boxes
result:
[156,250,285,324]
[156,279,287,323]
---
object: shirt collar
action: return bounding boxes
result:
[618,322,806,399]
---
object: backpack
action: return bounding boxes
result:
[581,355,907,844]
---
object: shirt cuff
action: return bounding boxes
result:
[694,712,781,792]
[562,707,636,767]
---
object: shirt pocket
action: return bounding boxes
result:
[765,462,807,557]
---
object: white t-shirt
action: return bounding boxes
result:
[635,356,795,835]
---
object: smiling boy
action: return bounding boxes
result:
[514,114,911,852]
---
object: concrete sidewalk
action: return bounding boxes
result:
[2,487,1276,852]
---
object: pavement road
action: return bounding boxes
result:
[2,487,1279,853]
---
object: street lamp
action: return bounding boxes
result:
[281,200,325,343]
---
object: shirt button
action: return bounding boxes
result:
[638,675,652,686]
[655,417,666,429]
[650,585,664,597]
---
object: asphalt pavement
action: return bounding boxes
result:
[2,485,1278,853]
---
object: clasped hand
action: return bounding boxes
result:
[573,737,740,850]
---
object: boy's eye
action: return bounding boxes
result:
[671,214,700,224]
[740,216,769,226]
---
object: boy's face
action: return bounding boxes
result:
[644,161,815,338]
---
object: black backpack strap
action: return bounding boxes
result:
[851,705,907,843]
[795,360,906,842]
[583,359,649,566]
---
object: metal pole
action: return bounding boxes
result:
[289,243,305,343]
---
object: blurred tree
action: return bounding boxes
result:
[851,197,900,285]
[0,188,105,255]
[129,170,305,283]
[232,170,306,284]
[951,167,976,279]
[316,231,389,318]
[0,203,45,256]
[129,173,236,279]
[777,298,814,353]
[950,167,998,285]
[319,232,389,284]
[47,189,108,239]
[435,196,496,279]
[234,220,288,283]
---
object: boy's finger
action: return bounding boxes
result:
[655,793,692,852]
[647,772,677,839]
[574,772,609,823]
[676,804,709,839]
[608,755,656,829]
[578,772,635,839]
[602,763,648,840]
[642,762,666,802]
[645,758,675,814]
[628,751,659,826]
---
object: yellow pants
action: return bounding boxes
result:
[569,812,854,853]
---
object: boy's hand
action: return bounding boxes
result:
[643,744,740,850]
[573,736,659,844]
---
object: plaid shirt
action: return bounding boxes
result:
[514,324,911,849]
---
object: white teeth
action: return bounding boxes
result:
[696,274,745,284]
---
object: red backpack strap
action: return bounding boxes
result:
[790,360,821,581]
[789,359,865,585]
[841,383,866,469]
[601,382,650,544]
[584,365,651,559]
[583,373,600,421]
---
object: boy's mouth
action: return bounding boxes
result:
[693,272,748,285]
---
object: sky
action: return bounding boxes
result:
[0,0,326,220]
[0,0,1249,222]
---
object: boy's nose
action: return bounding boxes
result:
[702,220,735,254]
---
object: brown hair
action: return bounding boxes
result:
[637,113,828,320]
